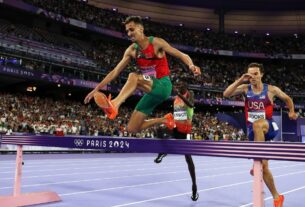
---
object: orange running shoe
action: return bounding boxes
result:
[164,113,175,130]
[274,195,284,207]
[94,92,118,120]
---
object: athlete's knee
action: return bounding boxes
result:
[253,119,266,131]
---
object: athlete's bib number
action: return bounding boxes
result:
[248,111,266,123]
[142,71,156,79]
[143,75,152,81]
[174,111,187,121]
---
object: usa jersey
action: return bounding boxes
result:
[244,84,273,125]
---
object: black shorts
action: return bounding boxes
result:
[173,128,187,140]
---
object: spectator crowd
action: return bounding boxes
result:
[0,92,247,141]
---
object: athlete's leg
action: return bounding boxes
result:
[252,119,280,200]
[127,110,172,133]
[112,73,153,110]
[185,154,198,201]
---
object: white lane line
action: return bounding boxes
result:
[0,168,248,190]
[0,157,250,173]
[56,169,305,197]
[0,160,190,174]
[1,163,303,190]
[59,171,252,197]
[0,156,244,170]
[239,185,305,207]
[0,155,224,165]
[111,170,305,207]
[1,160,251,180]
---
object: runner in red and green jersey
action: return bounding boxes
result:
[84,16,201,133]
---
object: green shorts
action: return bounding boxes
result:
[135,76,172,115]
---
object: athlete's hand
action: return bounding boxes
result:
[288,111,298,120]
[84,89,97,104]
[189,65,201,76]
[239,73,253,84]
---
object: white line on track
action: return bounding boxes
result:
[0,155,221,165]
[111,170,305,207]
[1,163,303,190]
[54,168,305,197]
[0,159,250,173]
[1,160,254,180]
[239,185,305,207]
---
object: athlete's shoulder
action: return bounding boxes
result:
[128,43,137,50]
[267,84,277,91]
[125,43,137,54]
[152,37,167,45]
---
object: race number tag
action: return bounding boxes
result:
[142,69,156,79]
[248,111,266,123]
[143,75,151,81]
[174,111,188,120]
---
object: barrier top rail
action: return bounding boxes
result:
[1,135,305,162]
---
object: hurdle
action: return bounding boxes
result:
[1,135,305,207]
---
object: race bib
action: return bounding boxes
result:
[142,70,156,78]
[174,111,187,120]
[248,111,265,123]
[143,75,152,81]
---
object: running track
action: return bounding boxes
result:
[1,153,305,207]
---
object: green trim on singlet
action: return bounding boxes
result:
[134,36,153,50]
[148,36,154,43]
[134,43,139,50]
[187,107,194,120]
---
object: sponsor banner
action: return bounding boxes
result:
[0,66,304,108]
[0,65,103,89]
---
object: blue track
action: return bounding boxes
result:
[1,153,305,207]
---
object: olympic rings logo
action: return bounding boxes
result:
[74,139,84,147]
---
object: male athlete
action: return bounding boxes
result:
[223,62,298,207]
[84,16,201,133]
[154,81,199,201]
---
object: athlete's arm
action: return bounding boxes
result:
[84,46,133,104]
[154,37,201,76]
[223,73,252,97]
[269,85,298,120]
